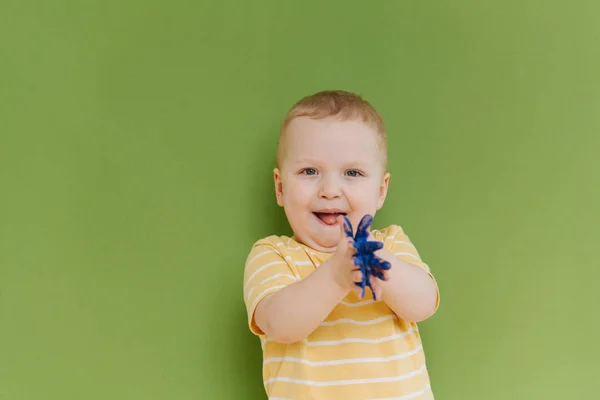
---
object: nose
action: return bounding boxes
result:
[318,174,342,199]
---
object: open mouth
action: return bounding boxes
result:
[313,211,347,226]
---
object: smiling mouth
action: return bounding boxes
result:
[313,211,347,226]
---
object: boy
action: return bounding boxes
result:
[243,90,440,399]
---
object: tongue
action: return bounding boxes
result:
[318,213,339,225]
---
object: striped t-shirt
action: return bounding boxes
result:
[243,224,440,400]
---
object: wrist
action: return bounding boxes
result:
[321,255,351,295]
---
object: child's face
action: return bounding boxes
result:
[274,116,390,253]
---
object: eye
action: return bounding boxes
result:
[300,168,318,176]
[345,169,364,177]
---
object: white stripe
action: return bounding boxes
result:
[277,240,319,256]
[294,260,313,266]
[320,315,395,326]
[394,252,421,261]
[263,329,414,347]
[246,250,272,266]
[264,364,426,387]
[261,273,296,285]
[246,274,296,300]
[244,260,287,292]
[262,322,416,348]
[264,344,422,366]
[277,242,302,251]
[263,330,414,348]
[250,285,286,311]
[304,328,416,347]
[393,240,416,249]
[369,384,431,400]
[340,299,376,307]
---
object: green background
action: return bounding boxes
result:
[1,1,599,399]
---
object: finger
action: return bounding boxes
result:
[352,270,362,282]
[381,269,390,281]
[337,215,345,241]
[353,256,365,269]
[356,214,373,240]
[371,257,391,271]
[347,237,357,253]
[357,240,383,253]
[342,215,354,238]
[369,277,382,295]
[371,269,386,281]
[338,216,353,252]
[373,284,383,301]
[353,282,366,298]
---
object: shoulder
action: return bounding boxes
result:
[372,224,406,241]
[248,234,293,252]
[372,224,413,253]
[244,233,299,263]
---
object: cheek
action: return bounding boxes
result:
[346,181,381,208]
[284,180,312,207]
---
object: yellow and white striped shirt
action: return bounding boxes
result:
[243,225,440,400]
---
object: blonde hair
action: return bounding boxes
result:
[277,90,388,170]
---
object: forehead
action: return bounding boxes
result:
[283,117,382,165]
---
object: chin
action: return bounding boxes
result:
[309,233,339,253]
[292,220,340,252]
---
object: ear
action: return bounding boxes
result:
[376,172,390,210]
[273,168,284,207]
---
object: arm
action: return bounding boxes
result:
[377,248,439,323]
[254,257,349,344]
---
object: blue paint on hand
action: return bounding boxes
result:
[343,214,391,300]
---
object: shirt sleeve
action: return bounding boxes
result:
[243,239,298,335]
[385,225,440,313]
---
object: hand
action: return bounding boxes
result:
[343,215,391,300]
[329,215,361,295]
